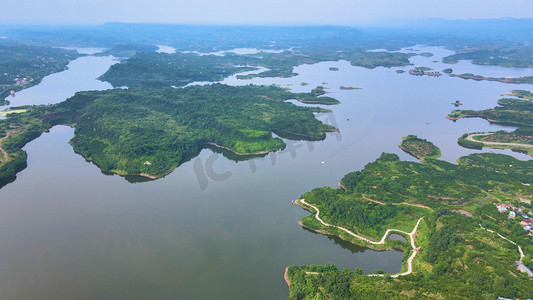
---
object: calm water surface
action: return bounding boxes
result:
[0,46,531,299]
[2,55,116,110]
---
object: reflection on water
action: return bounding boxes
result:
[388,233,408,243]
[0,45,531,299]
[303,227,368,254]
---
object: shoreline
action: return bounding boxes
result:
[207,142,279,156]
[292,198,423,277]
[465,133,533,150]
[450,74,532,84]
[284,267,291,288]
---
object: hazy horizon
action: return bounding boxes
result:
[3,0,533,26]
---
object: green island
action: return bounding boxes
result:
[450,90,533,156]
[450,73,533,84]
[0,83,338,184]
[447,97,533,127]
[0,44,80,101]
[419,52,434,57]
[329,67,339,71]
[443,45,533,68]
[287,142,533,299]
[339,86,360,90]
[442,68,453,74]
[398,135,441,160]
[293,86,339,105]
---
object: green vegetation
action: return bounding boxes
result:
[299,186,427,240]
[442,68,453,74]
[0,44,80,99]
[398,135,441,160]
[450,73,533,84]
[339,86,360,90]
[419,52,433,57]
[288,212,532,299]
[291,86,339,105]
[96,43,158,57]
[509,89,533,100]
[0,83,338,183]
[452,92,533,156]
[99,49,413,87]
[443,45,533,68]
[329,67,339,71]
[448,97,533,127]
[472,128,533,146]
[0,109,27,116]
[288,144,533,299]
[458,129,533,156]
[0,107,50,185]
[99,52,256,87]
[458,133,484,150]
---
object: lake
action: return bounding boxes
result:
[0,46,531,299]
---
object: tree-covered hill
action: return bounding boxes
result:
[288,143,533,299]
[0,83,339,183]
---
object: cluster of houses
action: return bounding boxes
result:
[408,67,442,77]
[497,203,533,236]
[13,77,29,86]
[515,261,533,279]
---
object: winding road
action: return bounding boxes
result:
[298,199,423,277]
[478,224,524,262]
[0,128,24,163]
[466,133,533,149]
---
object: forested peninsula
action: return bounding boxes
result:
[287,142,533,299]
[0,45,80,101]
[0,83,338,184]
[99,50,413,88]
[450,90,533,155]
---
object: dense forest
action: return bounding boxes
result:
[398,135,441,160]
[0,83,338,183]
[99,49,413,88]
[99,52,256,87]
[288,142,533,299]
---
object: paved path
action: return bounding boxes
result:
[361,193,432,210]
[466,133,533,149]
[479,224,524,262]
[299,199,423,277]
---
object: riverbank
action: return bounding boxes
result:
[293,198,422,277]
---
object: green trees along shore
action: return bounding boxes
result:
[288,142,533,299]
[0,83,339,184]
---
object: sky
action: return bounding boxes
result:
[3,0,533,25]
